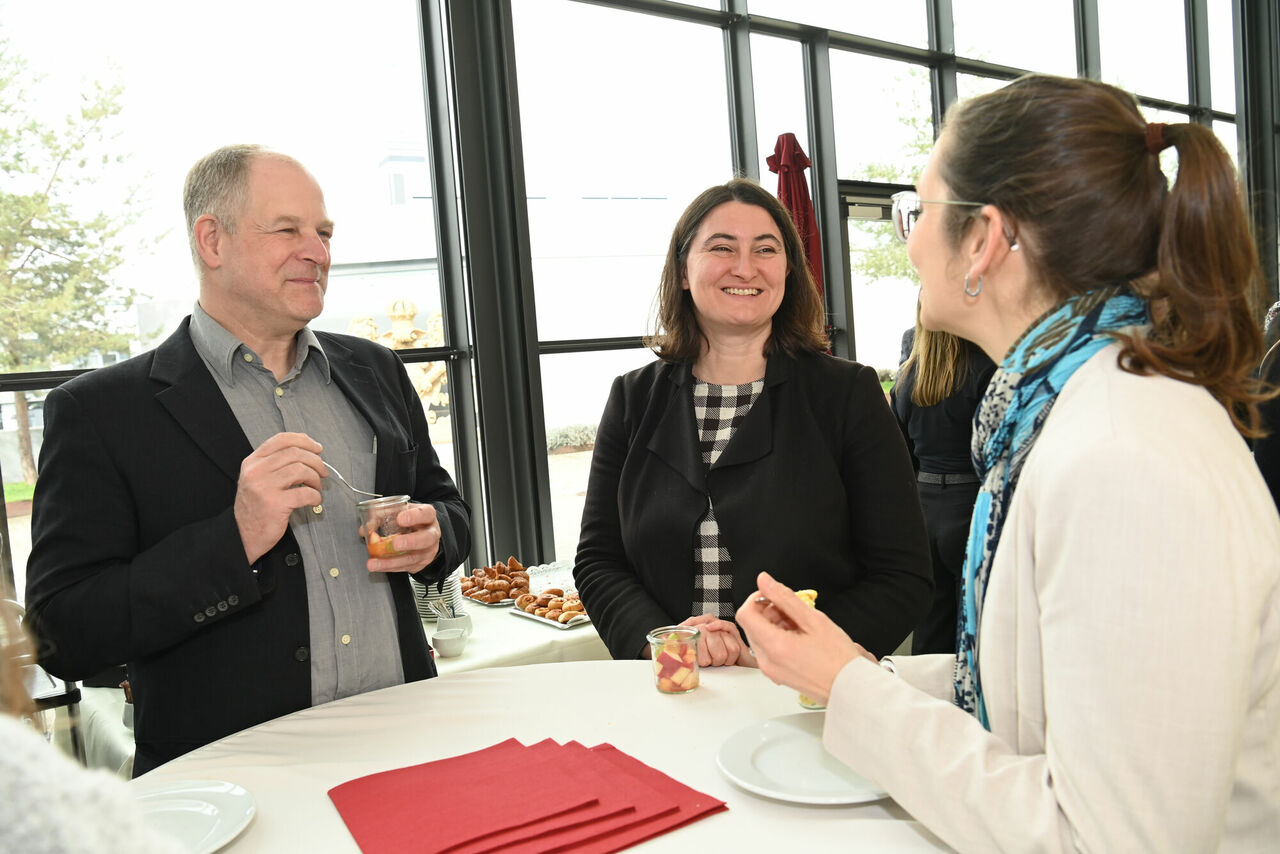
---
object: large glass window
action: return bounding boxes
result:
[511,0,731,342]
[751,34,811,188]
[845,207,918,376]
[747,0,928,47]
[1207,0,1236,112]
[0,0,451,597]
[830,54,933,184]
[953,0,1076,75]
[1098,0,1189,102]
[540,348,657,561]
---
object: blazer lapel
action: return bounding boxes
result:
[321,334,396,490]
[711,354,791,470]
[151,319,252,484]
[646,364,705,493]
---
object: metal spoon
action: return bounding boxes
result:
[321,461,382,499]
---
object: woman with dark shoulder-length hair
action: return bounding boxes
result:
[574,177,932,666]
[739,75,1280,850]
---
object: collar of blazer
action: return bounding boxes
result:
[647,353,799,490]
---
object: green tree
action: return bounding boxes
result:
[0,36,145,483]
[849,109,934,284]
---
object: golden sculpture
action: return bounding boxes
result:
[349,300,449,423]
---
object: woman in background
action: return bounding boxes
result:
[739,74,1279,851]
[575,178,931,665]
[0,595,182,853]
[891,309,994,654]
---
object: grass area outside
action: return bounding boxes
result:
[4,482,35,503]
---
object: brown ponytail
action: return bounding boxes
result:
[1125,121,1268,435]
[939,75,1267,435]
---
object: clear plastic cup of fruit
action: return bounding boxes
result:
[646,625,701,694]
[357,495,411,558]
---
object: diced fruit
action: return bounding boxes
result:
[366,530,401,558]
[795,589,818,607]
[651,629,700,693]
[655,650,684,679]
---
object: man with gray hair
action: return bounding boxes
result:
[25,144,470,774]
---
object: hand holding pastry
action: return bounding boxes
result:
[735,572,873,706]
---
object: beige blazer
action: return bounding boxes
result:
[823,347,1280,852]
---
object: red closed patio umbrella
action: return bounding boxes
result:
[766,132,824,299]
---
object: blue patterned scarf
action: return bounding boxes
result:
[954,285,1149,728]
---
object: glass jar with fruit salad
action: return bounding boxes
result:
[357,495,411,558]
[645,625,701,694]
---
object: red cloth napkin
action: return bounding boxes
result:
[329,739,726,854]
[328,738,599,854]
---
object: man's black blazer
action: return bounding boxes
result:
[25,318,470,773]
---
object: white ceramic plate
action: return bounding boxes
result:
[716,712,887,805]
[509,606,592,630]
[134,779,256,853]
[463,593,515,607]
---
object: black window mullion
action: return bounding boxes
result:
[1186,0,1213,124]
[926,0,957,130]
[419,0,488,568]
[1075,0,1102,79]
[724,0,759,178]
[1234,0,1279,302]
[802,34,849,358]
[446,0,554,563]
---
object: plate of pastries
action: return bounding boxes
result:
[509,587,590,629]
[460,557,530,606]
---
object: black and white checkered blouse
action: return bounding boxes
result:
[692,377,764,618]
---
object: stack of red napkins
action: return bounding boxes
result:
[328,738,727,854]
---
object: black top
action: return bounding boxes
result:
[574,352,933,660]
[891,335,996,476]
[1253,342,1280,510]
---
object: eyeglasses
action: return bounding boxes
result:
[890,190,986,243]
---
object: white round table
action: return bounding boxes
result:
[131,660,951,852]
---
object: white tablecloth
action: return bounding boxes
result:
[431,599,610,674]
[131,660,951,852]
[76,601,610,774]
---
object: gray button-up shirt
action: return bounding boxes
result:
[189,303,404,705]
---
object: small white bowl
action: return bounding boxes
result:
[432,628,467,657]
[435,614,473,638]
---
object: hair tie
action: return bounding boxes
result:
[1144,122,1171,155]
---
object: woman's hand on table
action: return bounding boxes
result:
[679,615,757,668]
[735,572,874,706]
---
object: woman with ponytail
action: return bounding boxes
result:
[738,75,1280,852]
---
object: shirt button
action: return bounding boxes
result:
[205,606,218,617]
[228,594,240,606]
[329,567,340,578]
[294,646,309,662]
[341,634,352,645]
[274,387,284,397]
[193,613,206,623]
[312,505,323,515]
[242,353,253,362]
[217,601,229,612]
[285,553,300,567]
